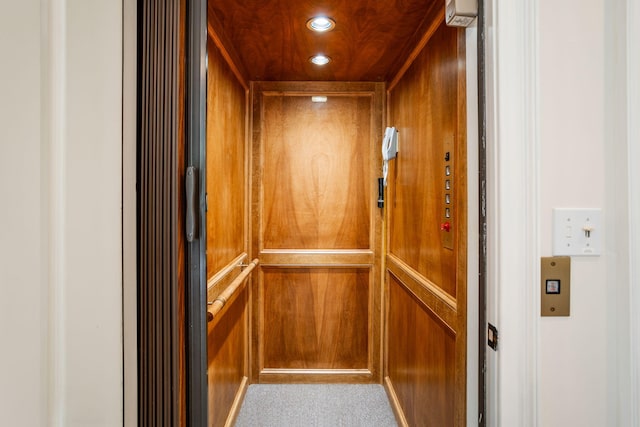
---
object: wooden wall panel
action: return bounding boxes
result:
[261,94,371,250]
[206,39,247,279]
[207,287,248,427]
[387,275,456,426]
[386,21,467,427]
[388,22,463,298]
[205,33,249,427]
[251,81,384,383]
[261,268,370,370]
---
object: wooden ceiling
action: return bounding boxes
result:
[207,0,442,82]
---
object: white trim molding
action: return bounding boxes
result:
[123,0,138,425]
[485,0,539,425]
[627,0,640,424]
[43,1,124,424]
[45,0,67,424]
[604,0,635,423]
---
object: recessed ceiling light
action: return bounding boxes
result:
[309,55,331,66]
[306,16,336,32]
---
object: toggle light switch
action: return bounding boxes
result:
[565,226,572,238]
[552,208,602,256]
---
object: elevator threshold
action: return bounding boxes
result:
[235,384,397,427]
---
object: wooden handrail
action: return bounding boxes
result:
[207,253,248,289]
[207,258,259,322]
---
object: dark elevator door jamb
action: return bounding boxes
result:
[477,0,488,425]
[185,0,208,425]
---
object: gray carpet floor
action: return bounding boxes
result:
[235,384,398,427]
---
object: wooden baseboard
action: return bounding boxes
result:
[384,376,409,427]
[258,369,374,384]
[224,376,249,427]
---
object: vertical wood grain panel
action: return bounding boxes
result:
[261,95,371,250]
[388,23,462,297]
[387,275,456,426]
[386,20,467,426]
[206,39,247,278]
[207,287,247,427]
[251,82,384,383]
[262,268,370,369]
[205,28,250,427]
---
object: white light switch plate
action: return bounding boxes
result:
[553,208,602,256]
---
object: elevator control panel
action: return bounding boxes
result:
[441,135,454,250]
[541,256,571,317]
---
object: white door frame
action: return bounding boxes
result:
[484,0,540,425]
[123,0,137,426]
[627,0,640,424]
[485,0,640,426]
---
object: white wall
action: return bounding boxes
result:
[486,0,637,426]
[0,1,123,426]
[627,1,640,423]
[0,2,48,425]
[538,0,609,425]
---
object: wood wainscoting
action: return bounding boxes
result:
[207,283,249,427]
[205,33,250,426]
[385,21,468,426]
[250,82,384,384]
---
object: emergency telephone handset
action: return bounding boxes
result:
[379,127,398,208]
[382,127,398,187]
[382,126,398,162]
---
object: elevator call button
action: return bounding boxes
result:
[541,256,570,316]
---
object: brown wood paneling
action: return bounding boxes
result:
[207,0,441,82]
[261,94,371,250]
[387,5,444,92]
[206,39,247,279]
[386,20,467,427]
[261,268,370,369]
[386,254,457,329]
[207,13,249,89]
[207,287,248,427]
[388,22,463,298]
[205,26,251,426]
[387,275,456,427]
[251,81,384,383]
[259,250,374,267]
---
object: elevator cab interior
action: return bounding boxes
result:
[203,1,472,425]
